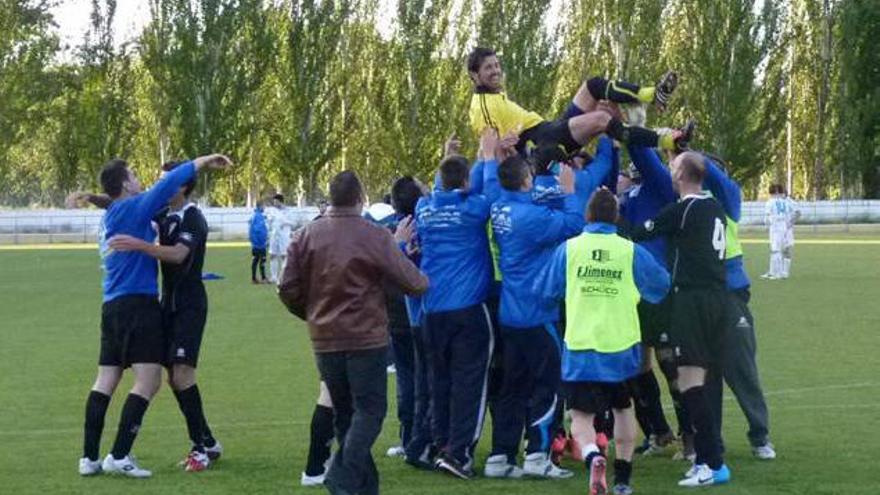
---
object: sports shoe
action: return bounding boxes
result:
[205,440,223,460]
[405,445,437,471]
[672,119,696,152]
[678,463,730,487]
[613,483,634,495]
[589,455,608,495]
[642,431,676,456]
[79,457,102,476]
[301,469,326,486]
[435,452,474,480]
[752,442,777,460]
[654,71,679,112]
[101,454,152,478]
[760,273,779,280]
[484,454,524,479]
[634,437,651,455]
[386,445,406,458]
[523,452,573,479]
[183,450,210,472]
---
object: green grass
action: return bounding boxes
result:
[1,237,879,494]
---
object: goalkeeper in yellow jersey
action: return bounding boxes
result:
[467,47,692,155]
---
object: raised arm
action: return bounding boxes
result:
[532,165,584,244]
[628,145,675,204]
[575,136,614,209]
[702,155,742,221]
[66,191,113,210]
[135,154,232,220]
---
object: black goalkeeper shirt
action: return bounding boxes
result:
[632,194,727,290]
[155,203,208,311]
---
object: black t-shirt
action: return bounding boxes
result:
[155,204,208,310]
[632,194,727,290]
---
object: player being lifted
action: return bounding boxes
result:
[467,47,693,155]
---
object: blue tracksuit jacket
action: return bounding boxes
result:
[619,145,676,266]
[702,156,751,290]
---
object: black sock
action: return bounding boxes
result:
[613,459,633,485]
[584,450,603,470]
[632,371,672,436]
[259,259,267,281]
[605,118,660,148]
[670,388,694,436]
[682,386,723,470]
[305,404,334,476]
[110,393,150,459]
[173,385,206,452]
[83,390,111,461]
[251,256,259,281]
[587,77,642,104]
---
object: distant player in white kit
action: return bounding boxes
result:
[762,184,799,280]
[267,194,296,283]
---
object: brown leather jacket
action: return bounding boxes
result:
[278,206,428,353]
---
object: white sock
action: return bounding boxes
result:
[770,252,783,277]
[270,257,280,282]
[581,443,599,461]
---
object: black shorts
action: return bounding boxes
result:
[670,287,728,368]
[99,295,165,367]
[564,381,632,414]
[163,306,208,367]
[638,297,672,347]
[252,247,267,257]
[519,119,581,154]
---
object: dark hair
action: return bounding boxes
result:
[587,189,619,224]
[391,176,423,216]
[532,144,567,176]
[329,170,364,207]
[439,155,470,191]
[467,47,496,73]
[676,151,706,184]
[99,158,130,198]
[273,193,285,203]
[162,160,197,196]
[498,155,532,191]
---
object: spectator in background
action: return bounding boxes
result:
[249,202,269,284]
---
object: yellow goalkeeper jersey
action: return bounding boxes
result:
[469,92,544,138]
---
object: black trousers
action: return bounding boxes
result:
[316,346,388,495]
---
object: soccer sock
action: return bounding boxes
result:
[110,393,150,459]
[670,388,694,436]
[305,404,335,476]
[631,371,672,436]
[613,459,633,485]
[682,387,723,470]
[582,442,601,467]
[83,390,111,461]
[259,258,267,281]
[606,117,671,149]
[587,77,652,105]
[251,255,259,281]
[173,385,206,453]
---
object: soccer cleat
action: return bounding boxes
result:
[654,71,679,112]
[435,452,474,480]
[183,450,210,472]
[301,469,326,487]
[589,455,608,495]
[678,463,713,487]
[613,483,634,495]
[101,454,152,478]
[386,445,406,458]
[79,457,102,476]
[205,440,223,461]
[523,452,573,479]
[673,119,696,152]
[752,442,777,460]
[484,454,524,479]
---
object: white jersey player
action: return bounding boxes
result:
[266,194,296,283]
[762,184,799,279]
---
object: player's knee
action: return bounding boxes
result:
[170,365,196,391]
[92,367,122,395]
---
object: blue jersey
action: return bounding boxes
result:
[619,145,676,266]
[491,190,583,329]
[100,162,197,302]
[702,155,750,290]
[249,209,268,248]
[416,190,492,313]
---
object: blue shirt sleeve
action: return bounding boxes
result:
[702,156,742,221]
[602,142,620,193]
[469,159,485,195]
[632,243,670,303]
[535,242,568,306]
[628,145,675,204]
[481,158,501,204]
[531,195,585,246]
[576,137,614,210]
[134,161,196,221]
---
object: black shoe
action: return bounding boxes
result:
[435,452,474,480]
[674,119,696,152]
[654,71,679,112]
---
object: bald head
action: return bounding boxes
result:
[672,151,706,188]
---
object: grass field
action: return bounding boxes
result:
[1,235,879,494]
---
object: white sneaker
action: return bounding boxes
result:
[301,470,326,486]
[752,443,777,460]
[101,454,152,478]
[205,440,223,460]
[79,457,102,476]
[684,462,699,479]
[386,445,406,458]
[183,450,210,472]
[522,452,573,479]
[678,463,714,487]
[484,454,524,479]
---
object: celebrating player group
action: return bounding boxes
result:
[72,46,776,495]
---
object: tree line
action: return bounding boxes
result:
[1,0,877,207]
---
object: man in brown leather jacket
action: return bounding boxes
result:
[279,170,428,495]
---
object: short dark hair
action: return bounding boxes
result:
[439,155,470,191]
[498,155,532,191]
[273,193,285,203]
[391,176,423,216]
[676,151,706,184]
[467,46,496,73]
[99,158,130,198]
[162,160,196,196]
[329,170,364,207]
[587,188,619,224]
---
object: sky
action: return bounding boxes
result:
[51,0,151,50]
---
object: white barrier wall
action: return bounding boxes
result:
[1,201,879,244]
